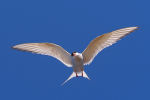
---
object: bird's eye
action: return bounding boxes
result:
[71,51,76,56]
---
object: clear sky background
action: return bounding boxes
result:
[1,0,150,100]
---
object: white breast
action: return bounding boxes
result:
[72,53,84,72]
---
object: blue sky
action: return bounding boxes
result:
[1,0,150,100]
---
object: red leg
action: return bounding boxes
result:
[76,73,78,77]
[82,71,83,77]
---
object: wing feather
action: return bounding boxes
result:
[82,27,140,65]
[11,43,72,67]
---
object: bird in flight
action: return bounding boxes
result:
[11,27,139,85]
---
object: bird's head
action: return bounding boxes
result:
[71,51,77,57]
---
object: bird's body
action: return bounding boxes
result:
[11,27,140,85]
[72,53,84,73]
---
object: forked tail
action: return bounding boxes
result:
[61,71,90,85]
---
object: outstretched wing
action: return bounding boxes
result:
[82,27,140,65]
[11,43,72,67]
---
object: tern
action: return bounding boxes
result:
[11,27,139,85]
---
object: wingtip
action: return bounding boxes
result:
[135,26,140,30]
[10,46,15,49]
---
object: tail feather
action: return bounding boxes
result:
[61,72,76,85]
[61,71,90,85]
[82,71,91,80]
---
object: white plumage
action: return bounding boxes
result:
[11,27,139,85]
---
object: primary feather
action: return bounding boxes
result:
[11,43,72,67]
[82,27,139,65]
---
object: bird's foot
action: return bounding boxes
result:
[76,73,78,77]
